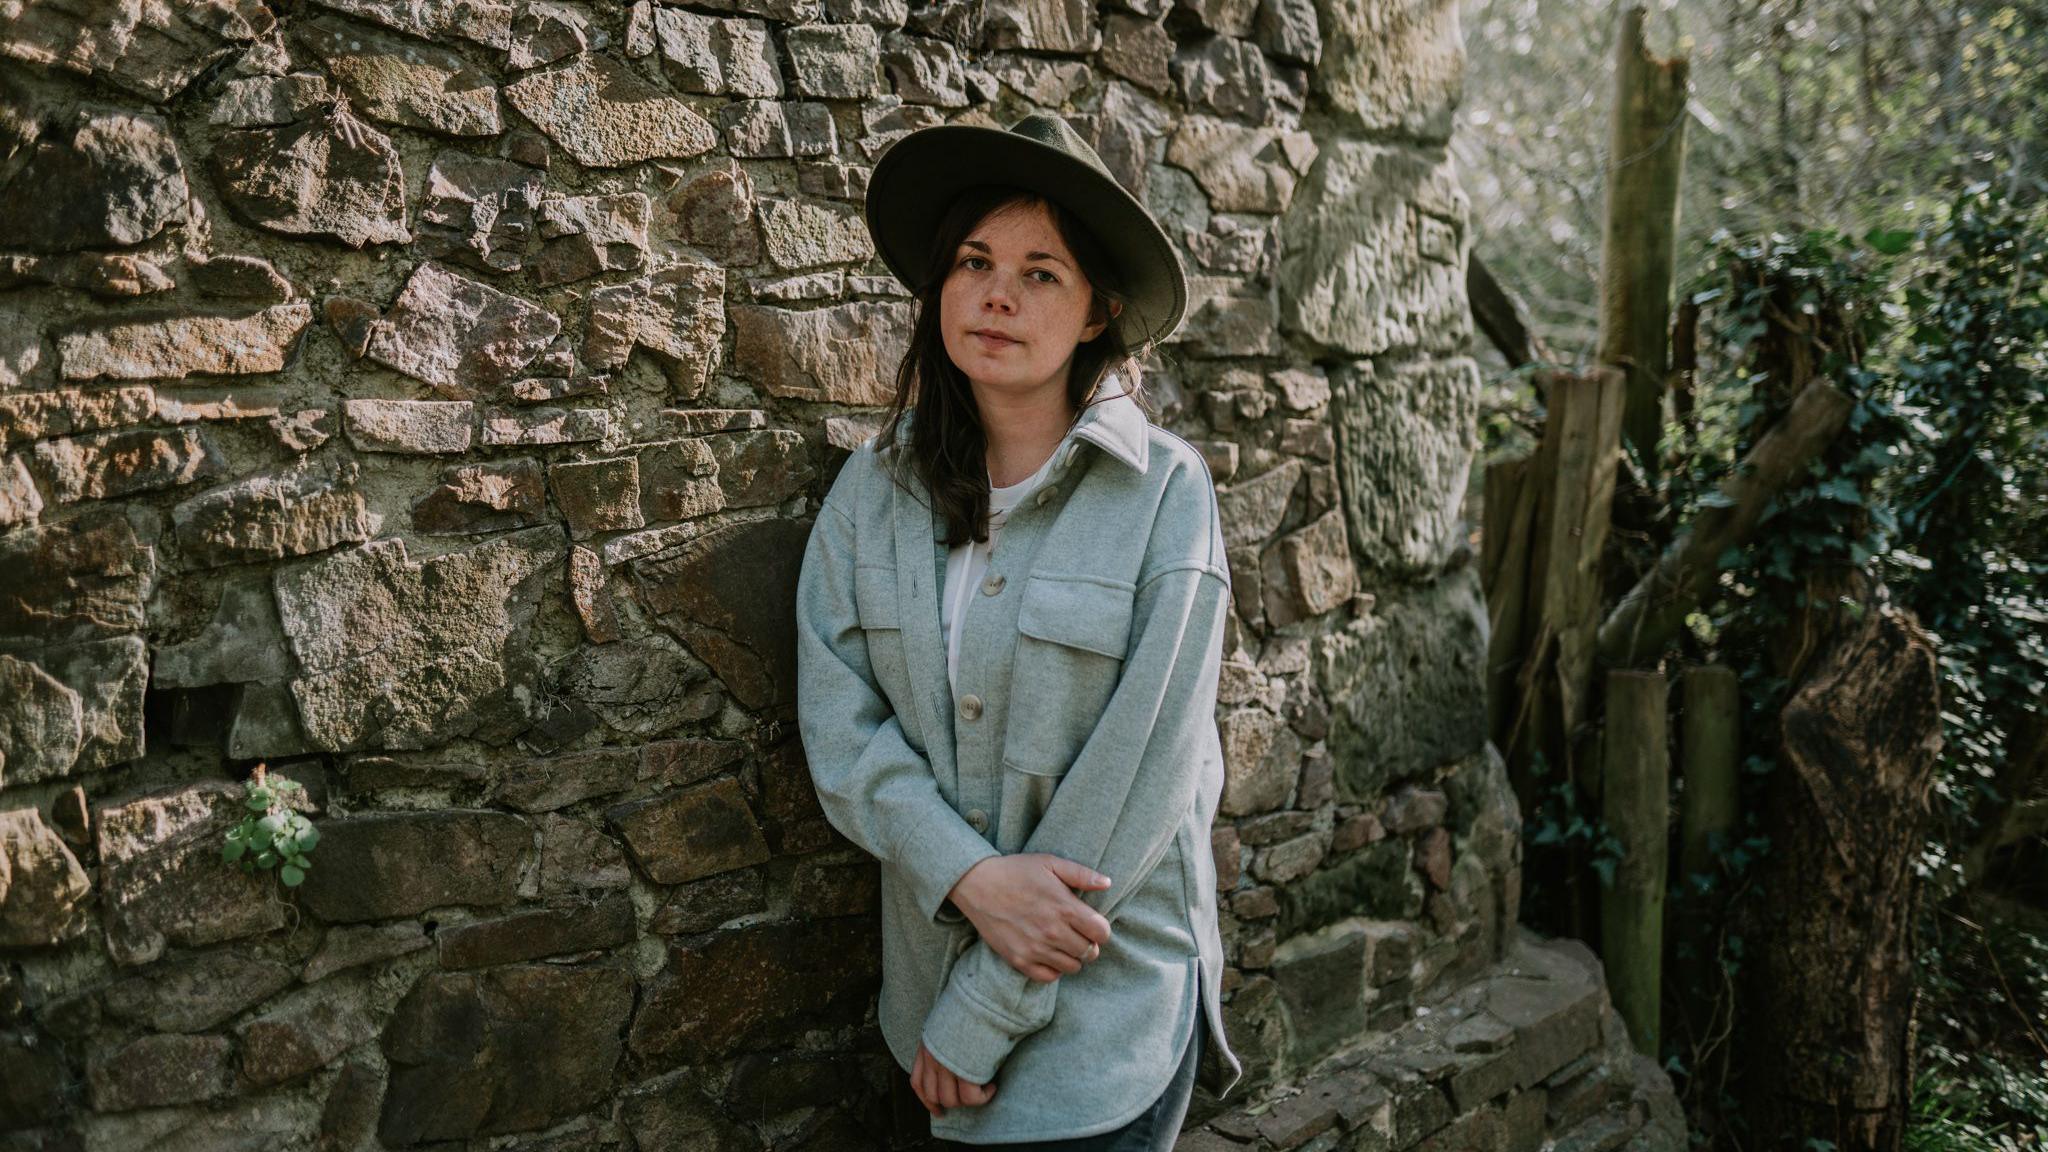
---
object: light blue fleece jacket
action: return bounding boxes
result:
[794,384,1245,1142]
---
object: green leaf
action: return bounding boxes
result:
[1864,228,1914,255]
[222,839,248,863]
[254,849,278,870]
[296,825,320,852]
[280,864,305,887]
[246,796,272,813]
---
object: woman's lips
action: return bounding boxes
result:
[971,330,1017,350]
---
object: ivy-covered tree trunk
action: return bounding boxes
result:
[1739,604,1942,1151]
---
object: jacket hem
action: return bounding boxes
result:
[927,956,1201,1144]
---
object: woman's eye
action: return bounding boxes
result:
[1030,269,1058,284]
[961,255,988,269]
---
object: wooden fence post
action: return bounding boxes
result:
[1679,663,1739,884]
[1602,668,1669,1056]
[1596,5,1690,486]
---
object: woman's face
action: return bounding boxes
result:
[938,198,1116,407]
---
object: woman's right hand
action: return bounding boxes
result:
[947,854,1114,982]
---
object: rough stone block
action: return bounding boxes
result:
[1262,509,1359,626]
[1279,142,1469,358]
[1314,569,1488,800]
[1278,841,1424,940]
[414,151,544,273]
[656,10,782,97]
[583,264,727,394]
[239,984,379,1087]
[479,406,610,446]
[0,107,188,252]
[549,457,645,540]
[411,457,547,536]
[381,965,632,1143]
[1331,358,1481,575]
[57,303,311,382]
[505,54,717,167]
[492,747,640,813]
[880,29,968,105]
[301,921,431,983]
[296,15,501,137]
[1,391,158,467]
[298,810,530,922]
[211,103,411,247]
[671,161,761,264]
[1271,918,1371,1066]
[759,196,875,270]
[629,918,878,1063]
[273,527,563,751]
[1313,0,1462,138]
[0,807,91,947]
[1219,706,1289,816]
[609,778,770,886]
[88,1033,233,1111]
[94,781,293,968]
[435,894,635,968]
[538,813,633,897]
[629,517,809,709]
[719,99,838,158]
[366,263,562,398]
[343,399,474,454]
[533,193,651,286]
[786,23,881,98]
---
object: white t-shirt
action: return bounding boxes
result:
[942,446,1061,691]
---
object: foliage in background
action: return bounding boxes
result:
[1460,1,2048,1138]
[1632,181,2048,1146]
[1457,0,2048,367]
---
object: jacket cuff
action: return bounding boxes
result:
[920,972,1041,1085]
[896,809,999,927]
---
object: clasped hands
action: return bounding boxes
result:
[909,853,1114,1118]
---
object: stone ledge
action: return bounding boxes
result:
[1177,929,1683,1152]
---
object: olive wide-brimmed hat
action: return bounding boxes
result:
[863,112,1189,347]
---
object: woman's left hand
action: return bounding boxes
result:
[911,1041,997,1117]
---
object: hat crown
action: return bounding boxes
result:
[1008,114,1111,178]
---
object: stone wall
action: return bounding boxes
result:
[0,0,1677,1148]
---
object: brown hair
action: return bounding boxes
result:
[875,186,1152,547]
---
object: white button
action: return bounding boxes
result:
[958,694,983,721]
[981,573,1005,595]
[966,808,989,832]
[1035,489,1053,507]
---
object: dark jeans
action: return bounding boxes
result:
[932,1008,1206,1152]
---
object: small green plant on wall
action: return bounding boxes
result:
[223,763,319,888]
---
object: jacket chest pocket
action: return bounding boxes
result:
[853,564,915,713]
[1001,573,1135,778]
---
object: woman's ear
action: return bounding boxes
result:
[1081,297,1124,343]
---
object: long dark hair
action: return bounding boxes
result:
[875,185,1152,547]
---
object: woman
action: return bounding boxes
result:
[795,114,1244,1148]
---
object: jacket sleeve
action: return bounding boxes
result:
[920,555,1232,1085]
[795,480,1001,927]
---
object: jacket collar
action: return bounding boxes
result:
[1064,373,1150,474]
[880,369,1151,476]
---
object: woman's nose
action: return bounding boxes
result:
[982,274,1018,313]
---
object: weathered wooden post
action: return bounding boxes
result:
[1595,5,1690,486]
[1678,663,1739,885]
[1602,668,1669,1055]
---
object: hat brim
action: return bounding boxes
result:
[863,125,1188,347]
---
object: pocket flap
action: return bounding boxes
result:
[1016,574,1135,659]
[853,565,901,629]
